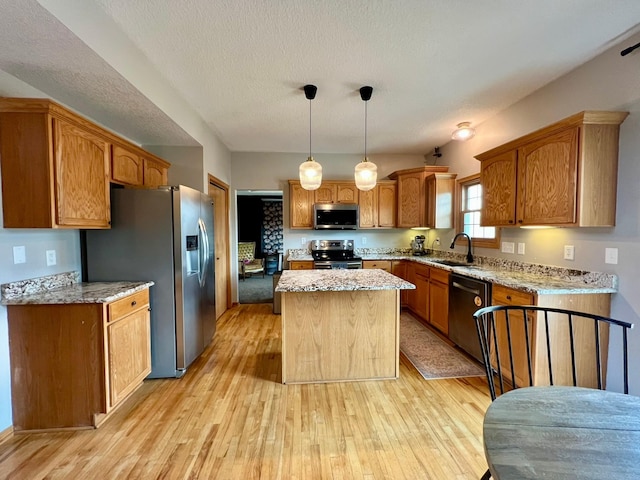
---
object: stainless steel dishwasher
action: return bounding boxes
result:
[449,273,491,363]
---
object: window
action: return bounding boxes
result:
[456,174,499,249]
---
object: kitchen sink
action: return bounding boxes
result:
[430,259,474,267]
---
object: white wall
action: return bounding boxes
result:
[436,30,640,394]
[144,145,204,190]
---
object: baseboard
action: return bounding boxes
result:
[0,425,13,445]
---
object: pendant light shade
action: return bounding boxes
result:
[355,86,377,191]
[451,121,476,141]
[299,84,322,190]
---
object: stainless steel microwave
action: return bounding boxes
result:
[313,203,359,230]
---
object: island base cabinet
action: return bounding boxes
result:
[281,290,399,384]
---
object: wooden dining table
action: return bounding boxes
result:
[483,386,640,479]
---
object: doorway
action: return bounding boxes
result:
[237,190,283,304]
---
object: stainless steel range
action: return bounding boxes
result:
[311,239,363,269]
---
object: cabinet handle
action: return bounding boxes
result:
[131,300,137,306]
[518,219,523,223]
[508,220,514,224]
[506,295,512,300]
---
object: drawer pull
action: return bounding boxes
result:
[506,295,512,300]
[131,300,137,306]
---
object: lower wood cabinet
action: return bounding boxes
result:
[6,288,151,432]
[405,262,429,321]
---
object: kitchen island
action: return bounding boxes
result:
[275,269,415,384]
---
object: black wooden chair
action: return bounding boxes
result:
[473,304,633,480]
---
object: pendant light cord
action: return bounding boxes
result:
[364,99,368,159]
[309,97,312,158]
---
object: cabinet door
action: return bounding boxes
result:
[425,174,455,229]
[336,183,358,203]
[112,144,143,185]
[413,264,430,321]
[107,306,151,408]
[481,150,518,226]
[358,188,377,228]
[517,127,578,225]
[289,182,314,228]
[143,157,169,187]
[377,182,397,227]
[491,285,535,387]
[53,118,111,228]
[314,183,336,204]
[392,261,408,306]
[396,172,425,227]
[429,268,450,335]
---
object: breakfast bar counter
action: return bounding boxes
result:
[276,269,415,384]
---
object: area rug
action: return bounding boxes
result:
[400,312,485,380]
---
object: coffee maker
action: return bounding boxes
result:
[411,235,427,256]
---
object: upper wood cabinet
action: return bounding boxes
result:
[425,173,457,229]
[359,180,397,229]
[112,145,170,187]
[143,157,170,187]
[288,180,314,229]
[0,97,172,228]
[389,166,451,228]
[476,111,628,227]
[314,181,359,204]
[0,99,111,228]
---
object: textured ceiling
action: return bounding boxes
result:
[2,1,640,154]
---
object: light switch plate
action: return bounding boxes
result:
[605,247,618,264]
[13,245,26,264]
[362,236,367,245]
[501,242,515,254]
[517,243,525,255]
[564,245,575,261]
[300,237,306,246]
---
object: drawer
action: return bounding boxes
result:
[108,289,150,322]
[429,267,449,284]
[492,284,534,305]
[363,260,392,271]
[414,263,430,279]
[289,261,314,270]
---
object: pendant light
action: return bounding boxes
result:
[299,84,322,190]
[451,121,476,141]
[354,85,377,191]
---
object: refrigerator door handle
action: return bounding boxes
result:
[198,218,209,288]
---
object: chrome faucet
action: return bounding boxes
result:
[450,233,474,263]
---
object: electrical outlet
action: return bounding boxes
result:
[564,245,575,261]
[605,247,618,264]
[301,237,306,246]
[13,245,26,264]
[434,237,440,246]
[501,242,515,254]
[46,249,57,266]
[362,236,367,245]
[517,243,525,255]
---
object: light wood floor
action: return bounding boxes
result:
[0,304,492,479]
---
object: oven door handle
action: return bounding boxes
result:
[451,281,481,296]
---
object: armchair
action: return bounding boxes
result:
[238,242,265,280]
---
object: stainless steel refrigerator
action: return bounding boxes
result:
[85,185,216,378]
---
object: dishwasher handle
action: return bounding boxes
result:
[452,281,481,296]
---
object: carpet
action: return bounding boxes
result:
[238,274,274,304]
[400,312,485,380]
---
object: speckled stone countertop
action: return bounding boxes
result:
[1,271,154,305]
[285,249,617,295]
[275,269,415,293]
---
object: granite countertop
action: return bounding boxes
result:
[1,280,154,305]
[285,251,617,295]
[275,269,415,293]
